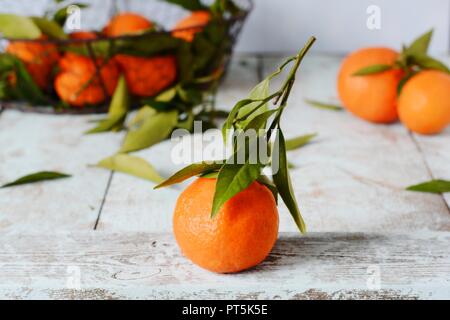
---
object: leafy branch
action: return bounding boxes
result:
[156,37,317,234]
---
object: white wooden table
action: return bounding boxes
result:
[1,53,450,299]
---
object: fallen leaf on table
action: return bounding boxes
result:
[1,171,71,188]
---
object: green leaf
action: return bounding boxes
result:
[406,179,450,194]
[97,154,163,183]
[244,108,278,131]
[1,171,71,188]
[200,171,219,178]
[115,33,181,56]
[85,113,126,134]
[222,99,255,143]
[211,162,262,217]
[9,55,47,104]
[305,99,343,111]
[352,64,393,76]
[237,78,270,127]
[162,0,207,11]
[272,130,306,233]
[85,76,129,134]
[154,161,223,189]
[285,133,317,151]
[128,106,156,128]
[405,29,433,56]
[257,175,278,204]
[0,14,41,39]
[410,54,450,73]
[120,110,179,153]
[31,17,67,39]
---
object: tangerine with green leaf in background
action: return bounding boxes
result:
[337,47,403,123]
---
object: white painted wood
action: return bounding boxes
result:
[96,56,260,232]
[262,54,450,233]
[0,110,122,232]
[0,231,449,299]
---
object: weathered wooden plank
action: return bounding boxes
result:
[96,56,260,232]
[0,231,449,299]
[262,54,450,232]
[0,110,122,232]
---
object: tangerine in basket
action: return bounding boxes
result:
[173,178,279,273]
[54,53,119,107]
[337,47,403,123]
[398,70,450,135]
[103,12,153,37]
[6,36,60,90]
[172,11,211,42]
[115,54,177,97]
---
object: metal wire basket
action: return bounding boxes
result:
[0,0,252,114]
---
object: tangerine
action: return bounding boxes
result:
[337,47,403,123]
[398,70,450,135]
[172,11,211,42]
[173,178,279,273]
[103,12,153,37]
[6,36,60,90]
[54,53,119,107]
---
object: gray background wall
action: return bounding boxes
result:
[1,0,449,54]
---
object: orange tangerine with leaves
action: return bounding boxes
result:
[173,178,279,273]
[337,47,403,123]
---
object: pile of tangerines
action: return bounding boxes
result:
[337,31,450,135]
[4,10,213,108]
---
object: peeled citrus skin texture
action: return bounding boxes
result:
[173,178,279,273]
[398,70,450,135]
[6,36,60,90]
[115,54,177,97]
[55,53,119,107]
[172,11,211,42]
[103,12,153,37]
[338,47,403,123]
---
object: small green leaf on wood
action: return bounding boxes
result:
[406,179,450,194]
[285,133,317,151]
[154,161,223,189]
[1,171,71,188]
[305,99,343,111]
[97,154,163,183]
[0,14,42,39]
[352,64,393,76]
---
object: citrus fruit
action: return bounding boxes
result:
[173,178,279,273]
[337,47,403,123]
[398,70,450,135]
[69,31,98,40]
[54,53,119,107]
[172,11,211,42]
[6,36,60,90]
[103,12,153,37]
[115,54,177,97]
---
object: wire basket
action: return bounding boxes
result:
[0,0,252,114]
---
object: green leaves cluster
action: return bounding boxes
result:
[156,37,317,234]
[352,30,450,93]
